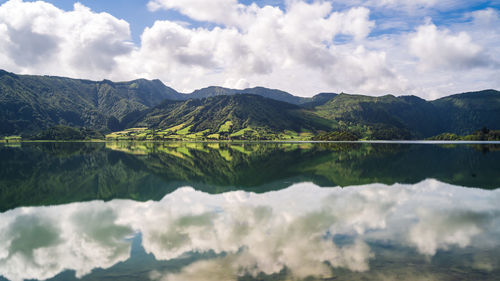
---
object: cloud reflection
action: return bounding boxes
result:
[0,179,499,281]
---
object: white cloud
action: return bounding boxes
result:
[0,0,498,98]
[329,0,480,11]
[128,0,396,95]
[471,7,500,26]
[409,22,488,70]
[223,78,250,89]
[394,12,500,98]
[147,0,243,26]
[0,0,133,80]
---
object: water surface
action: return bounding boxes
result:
[0,142,499,280]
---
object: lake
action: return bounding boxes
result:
[0,141,499,281]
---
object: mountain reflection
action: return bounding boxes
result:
[1,180,499,281]
[0,142,499,211]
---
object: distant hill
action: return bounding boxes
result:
[0,70,498,139]
[188,86,319,105]
[301,92,338,108]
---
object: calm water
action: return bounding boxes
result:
[0,142,499,281]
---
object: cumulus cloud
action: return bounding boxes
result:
[409,22,489,70]
[0,0,498,98]
[0,0,133,80]
[396,11,500,98]
[126,0,399,94]
[0,0,398,95]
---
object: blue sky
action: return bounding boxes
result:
[0,0,498,98]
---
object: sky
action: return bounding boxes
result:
[0,0,499,99]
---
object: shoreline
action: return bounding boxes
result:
[2,139,500,144]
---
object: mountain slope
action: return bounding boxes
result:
[127,94,332,139]
[1,70,499,139]
[314,94,421,139]
[312,91,500,139]
[188,86,340,105]
[0,70,183,135]
[431,89,500,135]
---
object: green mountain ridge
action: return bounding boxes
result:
[0,70,499,139]
[126,94,332,140]
[432,89,500,135]
[314,90,500,139]
[0,70,183,135]
[188,86,311,105]
[315,93,440,139]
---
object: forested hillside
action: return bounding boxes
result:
[1,70,499,140]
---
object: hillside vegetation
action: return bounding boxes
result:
[116,94,332,140]
[428,128,500,141]
[0,70,183,136]
[1,70,499,140]
[312,90,500,139]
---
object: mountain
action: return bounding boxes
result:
[0,69,499,139]
[313,94,433,139]
[0,70,183,135]
[0,70,334,137]
[431,89,500,135]
[125,94,332,139]
[301,92,338,108]
[311,91,500,139]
